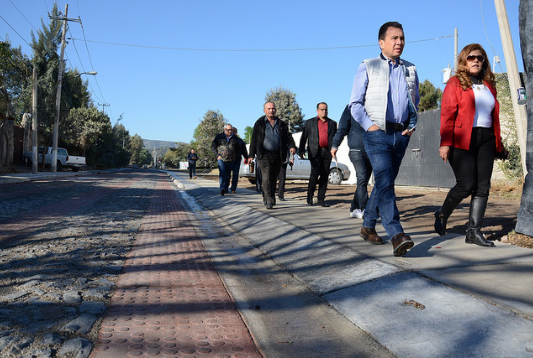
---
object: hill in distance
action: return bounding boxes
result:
[143,139,187,159]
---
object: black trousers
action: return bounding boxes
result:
[308,148,332,201]
[258,151,282,205]
[278,163,288,198]
[188,163,196,178]
[448,127,496,199]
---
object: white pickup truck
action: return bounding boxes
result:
[24,147,86,172]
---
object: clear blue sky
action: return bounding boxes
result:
[1,0,524,144]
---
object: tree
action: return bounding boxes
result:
[139,148,153,166]
[129,134,145,165]
[30,3,63,146]
[193,109,226,168]
[63,107,111,165]
[418,79,443,112]
[162,144,193,168]
[113,117,131,167]
[495,73,523,179]
[265,86,304,132]
[243,126,253,144]
[0,40,32,122]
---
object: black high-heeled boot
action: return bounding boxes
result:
[465,196,495,247]
[434,193,463,236]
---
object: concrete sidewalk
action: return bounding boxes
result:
[168,170,533,358]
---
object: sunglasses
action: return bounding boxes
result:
[466,55,485,62]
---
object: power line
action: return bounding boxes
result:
[8,0,38,32]
[78,20,107,103]
[69,35,455,52]
[480,0,506,74]
[0,15,31,47]
[67,27,104,103]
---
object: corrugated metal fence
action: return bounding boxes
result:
[396,109,456,188]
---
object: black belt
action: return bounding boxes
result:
[386,121,406,131]
[320,147,329,151]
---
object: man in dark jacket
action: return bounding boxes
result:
[227,127,248,193]
[249,102,296,209]
[331,105,372,218]
[299,102,337,207]
[211,124,244,196]
[187,149,198,179]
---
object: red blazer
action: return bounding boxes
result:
[440,76,502,152]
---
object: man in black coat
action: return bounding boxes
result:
[299,102,338,207]
[249,102,296,209]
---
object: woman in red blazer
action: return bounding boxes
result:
[434,43,506,247]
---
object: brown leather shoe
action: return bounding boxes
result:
[391,233,414,256]
[360,227,384,245]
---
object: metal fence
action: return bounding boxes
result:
[396,109,456,188]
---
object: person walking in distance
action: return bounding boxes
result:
[249,102,296,209]
[226,127,249,194]
[331,105,372,219]
[187,149,198,179]
[211,124,244,196]
[350,21,419,256]
[434,43,507,247]
[299,102,337,207]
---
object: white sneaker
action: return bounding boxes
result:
[350,209,361,218]
[350,209,364,219]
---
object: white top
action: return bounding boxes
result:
[473,84,495,128]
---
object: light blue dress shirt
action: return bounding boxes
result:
[350,55,419,131]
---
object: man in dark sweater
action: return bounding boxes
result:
[248,102,296,209]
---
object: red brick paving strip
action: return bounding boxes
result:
[91,174,263,358]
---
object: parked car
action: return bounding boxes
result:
[24,147,86,172]
[240,152,351,185]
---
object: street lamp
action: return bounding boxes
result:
[80,71,98,76]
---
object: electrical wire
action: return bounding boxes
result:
[480,0,506,73]
[8,0,38,32]
[0,15,31,47]
[67,27,104,103]
[78,20,108,104]
[69,35,455,52]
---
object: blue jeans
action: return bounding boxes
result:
[217,159,233,191]
[228,160,241,192]
[348,149,372,212]
[363,129,410,238]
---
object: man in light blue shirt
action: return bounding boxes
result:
[349,21,419,257]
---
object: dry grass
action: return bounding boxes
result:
[490,178,524,200]
[506,231,533,249]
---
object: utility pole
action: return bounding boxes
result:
[32,66,38,174]
[494,0,528,176]
[454,28,458,72]
[99,103,110,115]
[50,4,82,172]
[51,4,69,172]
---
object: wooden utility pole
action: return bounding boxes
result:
[494,0,528,175]
[51,4,69,172]
[32,66,38,174]
[454,28,458,72]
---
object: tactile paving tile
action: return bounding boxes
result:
[91,175,262,358]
